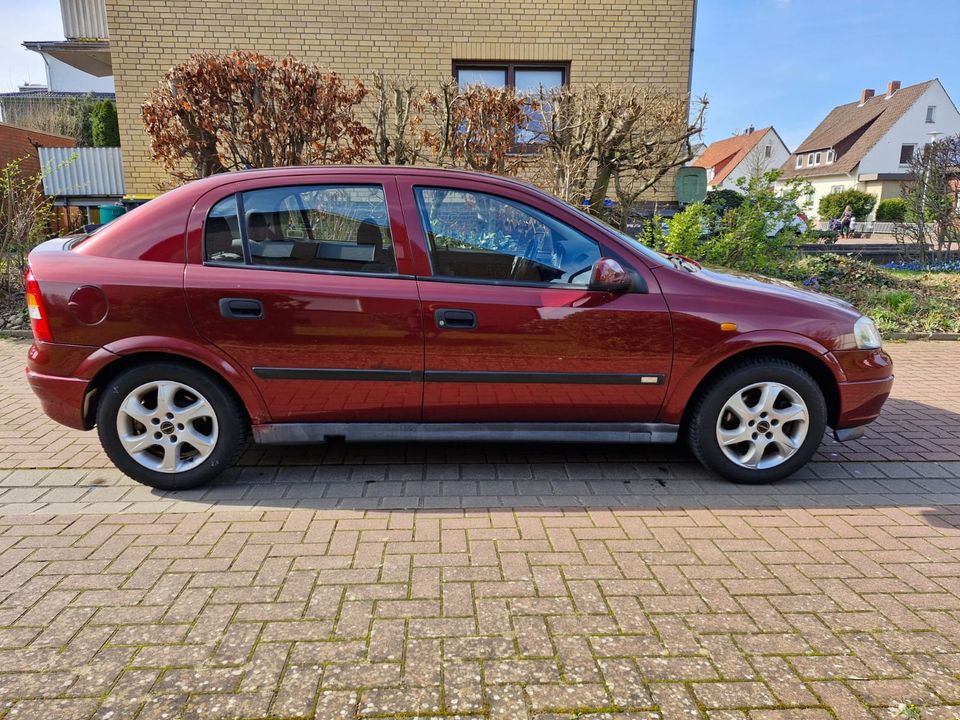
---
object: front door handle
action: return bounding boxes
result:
[219,298,264,320]
[435,308,477,330]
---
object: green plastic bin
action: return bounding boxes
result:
[99,204,126,224]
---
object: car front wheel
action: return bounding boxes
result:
[96,361,248,490]
[688,358,827,483]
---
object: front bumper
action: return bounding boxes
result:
[831,374,895,440]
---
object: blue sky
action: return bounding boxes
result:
[1,0,958,153]
[692,0,960,150]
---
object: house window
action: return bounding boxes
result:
[831,185,845,194]
[764,144,772,158]
[796,156,803,169]
[926,105,936,123]
[826,150,835,164]
[807,153,815,166]
[899,144,916,165]
[815,152,822,165]
[454,62,568,93]
[454,62,568,148]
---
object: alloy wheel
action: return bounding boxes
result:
[115,380,219,474]
[715,381,809,470]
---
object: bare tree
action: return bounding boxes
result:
[423,80,535,175]
[895,134,960,263]
[0,156,57,292]
[534,84,707,227]
[740,141,773,184]
[370,73,426,165]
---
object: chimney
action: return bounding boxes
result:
[860,88,875,105]
[746,124,755,134]
[886,80,901,98]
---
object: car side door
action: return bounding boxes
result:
[397,175,673,423]
[184,174,424,423]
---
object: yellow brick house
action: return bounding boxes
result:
[37,0,699,198]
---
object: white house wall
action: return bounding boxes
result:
[800,174,859,222]
[717,129,791,191]
[859,80,960,175]
[43,53,114,93]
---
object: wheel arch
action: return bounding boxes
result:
[81,348,265,430]
[677,345,842,434]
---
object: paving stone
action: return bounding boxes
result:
[2,339,960,717]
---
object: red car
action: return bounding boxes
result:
[25,167,892,489]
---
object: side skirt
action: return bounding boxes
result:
[253,422,680,446]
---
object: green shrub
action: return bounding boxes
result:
[818,189,876,221]
[875,197,909,223]
[665,203,713,257]
[703,188,743,215]
[637,214,666,250]
[92,100,120,147]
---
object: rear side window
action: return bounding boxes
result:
[205,196,243,263]
[203,184,396,274]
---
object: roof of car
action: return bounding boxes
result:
[184,165,539,192]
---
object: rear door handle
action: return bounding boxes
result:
[219,298,264,320]
[435,308,477,330]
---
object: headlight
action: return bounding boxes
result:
[854,316,882,349]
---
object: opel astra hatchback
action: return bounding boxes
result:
[25,166,893,489]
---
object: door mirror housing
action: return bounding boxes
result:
[588,258,633,293]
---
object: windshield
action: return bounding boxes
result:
[568,204,671,267]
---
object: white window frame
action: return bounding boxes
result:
[926,105,936,123]
[807,153,815,166]
[796,156,803,169]
[900,144,916,165]
[815,152,822,165]
[826,150,835,164]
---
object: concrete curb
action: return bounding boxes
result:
[0,329,31,340]
[886,332,960,341]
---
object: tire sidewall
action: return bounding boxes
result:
[96,362,243,490]
[692,362,827,484]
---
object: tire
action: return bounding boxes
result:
[687,358,827,484]
[96,361,248,490]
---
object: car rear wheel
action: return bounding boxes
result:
[688,358,827,483]
[96,361,248,490]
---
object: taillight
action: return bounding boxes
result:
[24,268,53,343]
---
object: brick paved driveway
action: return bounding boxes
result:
[3,337,960,718]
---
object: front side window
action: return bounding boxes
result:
[796,156,803,169]
[204,184,396,274]
[899,144,915,165]
[926,105,936,123]
[415,187,601,287]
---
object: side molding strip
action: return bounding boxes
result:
[253,422,679,446]
[253,367,664,385]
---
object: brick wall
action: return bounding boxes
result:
[105,0,696,198]
[0,123,76,179]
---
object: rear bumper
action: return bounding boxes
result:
[25,368,90,430]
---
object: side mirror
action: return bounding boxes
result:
[588,258,632,293]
